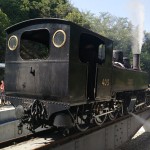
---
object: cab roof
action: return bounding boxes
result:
[6,18,71,34]
[6,18,112,43]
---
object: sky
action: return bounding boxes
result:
[70,0,150,32]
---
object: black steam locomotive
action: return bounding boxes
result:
[4,18,149,132]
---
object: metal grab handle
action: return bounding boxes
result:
[30,67,35,76]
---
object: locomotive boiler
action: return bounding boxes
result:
[4,18,149,133]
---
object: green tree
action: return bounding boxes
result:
[141,32,150,81]
[0,0,26,24]
[0,9,10,62]
[49,0,71,18]
[86,12,133,55]
[21,0,51,18]
[65,9,91,28]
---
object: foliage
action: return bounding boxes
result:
[82,12,133,55]
[141,33,150,82]
[0,9,10,62]
[0,0,25,24]
[65,9,91,28]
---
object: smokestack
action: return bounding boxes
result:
[133,54,141,70]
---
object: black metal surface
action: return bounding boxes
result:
[112,67,148,92]
[5,23,70,100]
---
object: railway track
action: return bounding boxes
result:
[1,107,150,150]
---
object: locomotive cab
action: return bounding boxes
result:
[5,19,70,101]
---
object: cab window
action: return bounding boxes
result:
[20,29,49,60]
[79,33,105,64]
